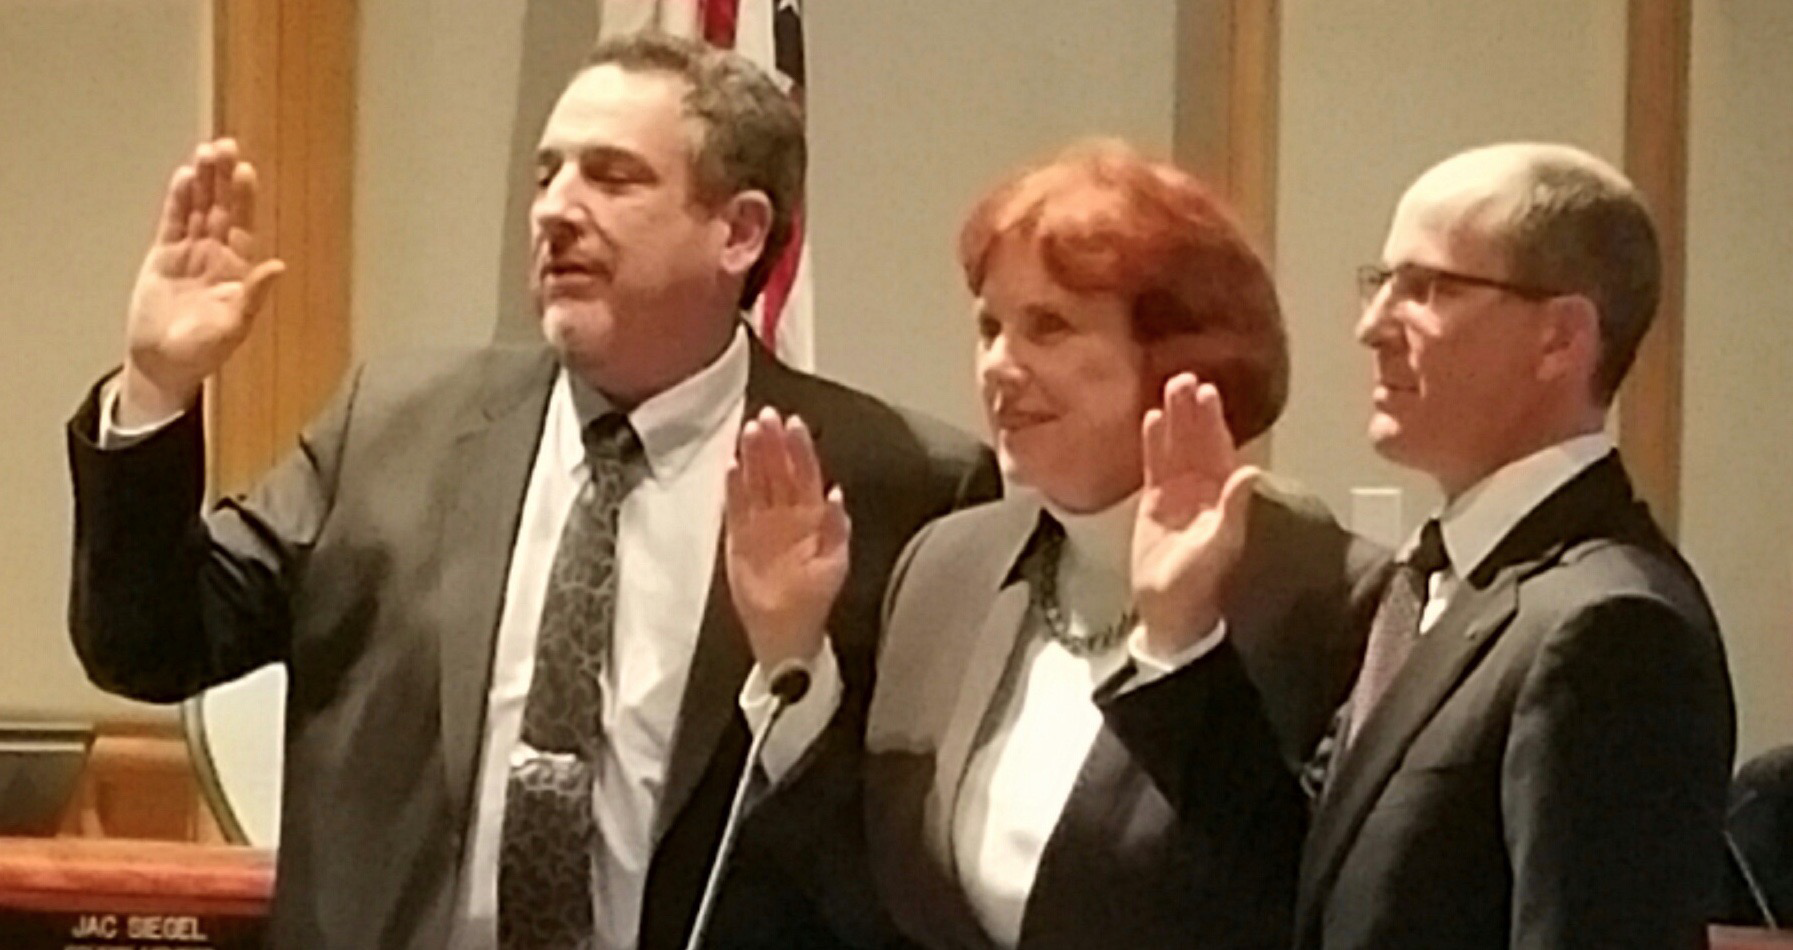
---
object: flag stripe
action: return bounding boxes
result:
[701,0,738,47]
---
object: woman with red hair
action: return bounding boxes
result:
[726,141,1381,948]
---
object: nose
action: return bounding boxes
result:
[1354,291,1397,348]
[531,164,583,244]
[978,329,1026,393]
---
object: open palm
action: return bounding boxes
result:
[724,409,850,668]
[1131,375,1258,653]
[126,139,284,406]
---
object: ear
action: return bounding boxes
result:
[1535,293,1601,387]
[714,189,775,284]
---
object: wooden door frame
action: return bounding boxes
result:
[209,0,356,493]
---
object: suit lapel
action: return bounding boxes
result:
[1296,452,1641,936]
[925,502,1044,883]
[1298,570,1517,915]
[437,348,560,823]
[654,339,789,841]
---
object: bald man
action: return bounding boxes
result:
[1294,143,1736,950]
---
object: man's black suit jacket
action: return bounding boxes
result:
[1296,453,1736,950]
[66,340,998,949]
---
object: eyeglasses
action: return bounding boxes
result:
[1356,263,1563,306]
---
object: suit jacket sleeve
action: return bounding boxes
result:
[66,366,361,702]
[1501,593,1734,950]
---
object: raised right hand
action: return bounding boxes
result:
[119,138,285,425]
[724,408,851,671]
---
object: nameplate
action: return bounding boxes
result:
[0,909,265,950]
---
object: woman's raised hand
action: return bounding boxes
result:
[1130,374,1259,656]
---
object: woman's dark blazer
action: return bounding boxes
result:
[860,480,1386,950]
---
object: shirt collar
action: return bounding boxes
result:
[1421,431,1615,579]
[1045,491,1138,583]
[1004,489,1139,586]
[554,325,750,482]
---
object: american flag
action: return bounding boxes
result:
[600,0,814,370]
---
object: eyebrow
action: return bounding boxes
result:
[535,144,656,175]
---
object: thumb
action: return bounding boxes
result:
[1217,465,1260,539]
[819,485,852,555]
[242,258,287,316]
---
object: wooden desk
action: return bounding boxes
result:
[0,838,272,949]
[1716,925,1793,949]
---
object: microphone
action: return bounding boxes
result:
[682,657,814,950]
[768,659,812,705]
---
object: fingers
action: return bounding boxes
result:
[740,413,779,508]
[724,459,748,533]
[167,138,256,245]
[232,160,260,232]
[819,486,852,554]
[205,141,238,241]
[1159,373,1236,478]
[158,167,197,243]
[785,416,824,502]
[1141,407,1167,489]
[189,142,217,226]
[738,408,831,512]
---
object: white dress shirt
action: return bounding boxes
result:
[950,493,1223,949]
[1416,432,1615,633]
[450,327,831,949]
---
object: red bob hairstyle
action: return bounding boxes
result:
[957,140,1289,444]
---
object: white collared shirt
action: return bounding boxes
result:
[449,327,831,950]
[1415,432,1615,633]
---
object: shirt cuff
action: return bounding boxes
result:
[99,377,185,449]
[738,637,844,784]
[1125,620,1228,688]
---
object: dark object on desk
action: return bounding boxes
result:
[1720,744,1793,929]
[0,724,92,837]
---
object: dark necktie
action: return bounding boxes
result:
[1345,517,1448,747]
[499,414,645,950]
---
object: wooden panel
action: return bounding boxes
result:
[210,0,356,494]
[58,727,223,844]
[1175,0,1280,464]
[1620,0,1691,537]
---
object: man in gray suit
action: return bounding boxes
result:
[1294,143,1735,949]
[67,33,993,950]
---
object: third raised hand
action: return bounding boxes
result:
[723,407,851,669]
[120,138,286,425]
[1130,373,1259,656]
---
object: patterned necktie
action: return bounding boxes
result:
[1345,517,1448,747]
[499,414,645,950]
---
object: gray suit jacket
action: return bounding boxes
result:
[67,339,998,949]
[1296,453,1737,950]
[861,482,1384,950]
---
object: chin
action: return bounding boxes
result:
[541,301,618,354]
[993,442,1029,483]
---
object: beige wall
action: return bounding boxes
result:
[1684,0,1793,760]
[353,0,530,356]
[804,1,1177,431]
[0,0,210,723]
